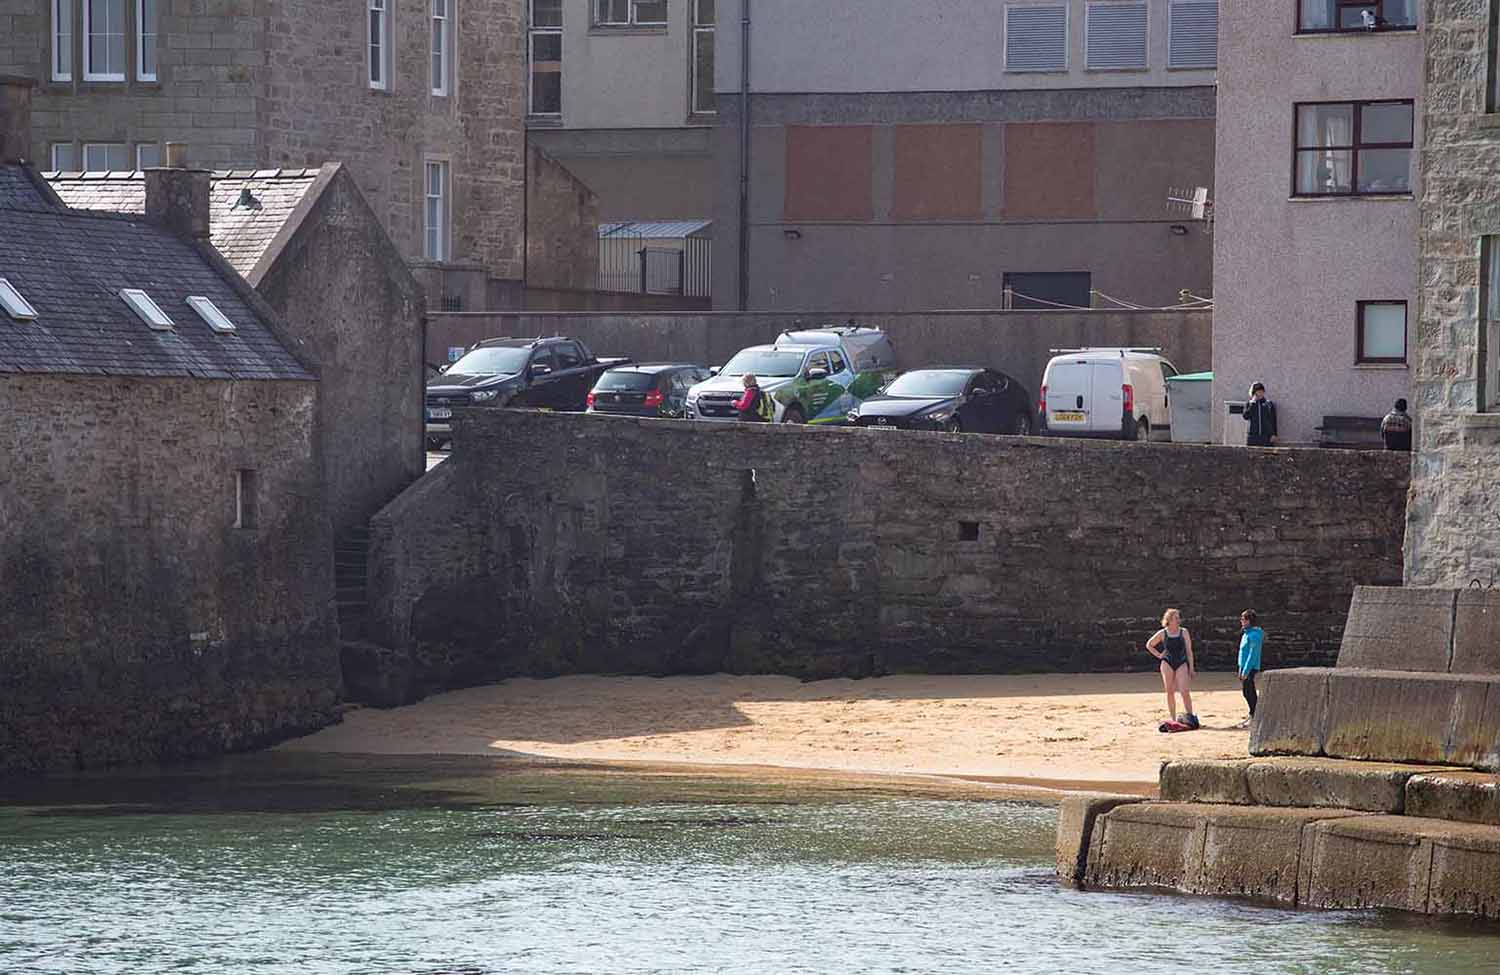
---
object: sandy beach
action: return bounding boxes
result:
[281,672,1252,792]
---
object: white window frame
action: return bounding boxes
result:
[1004,4,1069,74]
[186,295,237,334]
[83,142,128,171]
[690,0,714,116]
[369,0,392,91]
[431,0,452,95]
[595,0,667,27]
[0,278,40,322]
[50,142,77,171]
[1085,1,1149,72]
[136,0,157,81]
[234,469,258,530]
[424,159,451,262]
[52,0,73,82]
[83,0,126,82]
[529,0,562,117]
[120,288,174,330]
[136,143,160,169]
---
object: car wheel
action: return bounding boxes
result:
[781,405,805,425]
[945,417,963,433]
[1012,413,1033,436]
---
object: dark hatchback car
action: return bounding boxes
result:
[587,363,712,418]
[849,367,1035,435]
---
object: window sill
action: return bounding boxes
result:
[1289,193,1414,202]
[1293,26,1418,37]
[526,116,564,128]
[1003,68,1070,75]
[1084,67,1150,74]
[588,25,667,36]
[1353,362,1409,370]
[1475,113,1500,129]
[685,113,717,127]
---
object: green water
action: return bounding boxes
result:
[3,754,1499,974]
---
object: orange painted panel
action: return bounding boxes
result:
[784,125,874,222]
[892,124,983,221]
[1002,122,1097,220]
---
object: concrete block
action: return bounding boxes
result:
[1336,586,1455,672]
[1200,805,1366,904]
[1407,771,1500,826]
[1426,819,1500,918]
[1323,669,1491,766]
[1159,759,1253,804]
[1300,816,1433,912]
[1245,757,1440,813]
[1452,589,1500,674]
[1055,793,1142,887]
[1249,668,1331,757]
[1084,802,1207,893]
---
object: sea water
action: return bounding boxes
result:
[2,754,1498,975]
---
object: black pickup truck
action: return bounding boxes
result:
[425,336,630,448]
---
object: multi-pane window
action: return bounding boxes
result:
[136,0,156,81]
[691,0,714,115]
[529,0,562,116]
[369,0,392,90]
[1297,0,1417,32]
[431,0,452,95]
[1357,301,1407,364]
[1086,2,1148,71]
[424,160,450,261]
[596,0,667,26]
[50,143,76,171]
[1483,238,1500,411]
[52,0,73,81]
[1167,0,1217,69]
[83,142,128,171]
[136,143,160,169]
[1005,5,1068,73]
[1293,101,1413,196]
[84,0,126,81]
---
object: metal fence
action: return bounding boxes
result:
[597,224,712,297]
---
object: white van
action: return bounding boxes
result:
[1038,348,1179,441]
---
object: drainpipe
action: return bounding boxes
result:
[737,0,752,311]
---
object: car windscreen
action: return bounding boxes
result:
[594,370,656,391]
[883,370,971,398]
[719,350,805,378]
[447,346,532,376]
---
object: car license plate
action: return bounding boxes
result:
[428,408,452,420]
[1052,411,1086,422]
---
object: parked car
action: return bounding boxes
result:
[425,336,630,448]
[1038,347,1179,441]
[848,367,1034,434]
[685,326,899,423]
[586,363,712,418]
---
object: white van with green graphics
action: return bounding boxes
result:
[685,327,898,424]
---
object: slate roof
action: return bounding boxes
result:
[44,168,322,279]
[0,163,314,381]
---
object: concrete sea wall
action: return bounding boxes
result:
[359,409,1407,705]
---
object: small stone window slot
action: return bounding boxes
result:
[235,469,259,529]
[958,521,980,542]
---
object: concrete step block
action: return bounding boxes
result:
[1301,815,1500,917]
[1323,669,1494,767]
[1407,771,1500,826]
[1245,757,1440,813]
[1055,793,1142,887]
[1249,668,1331,757]
[1453,589,1500,674]
[1159,759,1253,804]
[1337,586,1455,672]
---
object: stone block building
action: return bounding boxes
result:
[1406,2,1500,586]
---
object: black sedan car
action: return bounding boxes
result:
[849,367,1034,435]
[587,363,713,418]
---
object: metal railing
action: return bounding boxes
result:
[597,228,712,297]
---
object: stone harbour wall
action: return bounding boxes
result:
[361,409,1408,704]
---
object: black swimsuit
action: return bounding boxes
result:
[1161,630,1188,670]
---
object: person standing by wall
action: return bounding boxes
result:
[1145,608,1197,726]
[735,373,771,422]
[1236,609,1264,729]
[1380,398,1413,451]
[1243,382,1279,446]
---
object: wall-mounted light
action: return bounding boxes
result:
[783,228,802,240]
[1169,224,1190,236]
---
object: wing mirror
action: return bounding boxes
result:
[530,364,553,377]
[709,366,721,377]
[807,367,829,381]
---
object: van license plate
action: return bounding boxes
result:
[1052,411,1085,422]
[428,408,452,420]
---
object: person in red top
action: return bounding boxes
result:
[735,373,770,422]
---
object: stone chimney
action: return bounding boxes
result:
[0,75,36,165]
[145,142,211,239]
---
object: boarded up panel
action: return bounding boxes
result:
[1002,122,1097,221]
[784,125,873,222]
[892,124,983,221]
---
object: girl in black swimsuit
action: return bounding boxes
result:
[1146,608,1196,724]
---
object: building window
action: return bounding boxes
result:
[1003,271,1093,309]
[50,142,76,171]
[595,0,667,27]
[369,0,392,90]
[84,0,126,81]
[52,0,73,81]
[136,143,160,169]
[1357,301,1407,364]
[431,0,452,95]
[1293,101,1413,197]
[1490,0,1500,113]
[136,0,156,81]
[1086,2,1148,71]
[425,160,450,261]
[529,0,562,116]
[1005,4,1068,73]
[1483,238,1500,411]
[235,469,259,530]
[1167,0,1217,69]
[83,142,128,171]
[1298,0,1417,32]
[691,0,714,115]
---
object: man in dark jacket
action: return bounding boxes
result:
[1243,382,1278,447]
[1380,398,1413,451]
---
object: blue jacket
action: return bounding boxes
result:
[1239,627,1264,677]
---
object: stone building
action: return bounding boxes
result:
[711,0,1218,311]
[0,80,340,771]
[1212,2,1421,444]
[1406,2,1500,586]
[0,0,528,297]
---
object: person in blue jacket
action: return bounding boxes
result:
[1236,609,1265,728]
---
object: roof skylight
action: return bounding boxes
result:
[120,288,175,331]
[185,295,237,334]
[0,277,38,321]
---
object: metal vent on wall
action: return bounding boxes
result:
[1005,5,1068,73]
[1168,0,1218,69]
[440,295,463,312]
[1086,2,1148,70]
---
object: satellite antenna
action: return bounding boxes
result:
[1167,186,1213,230]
